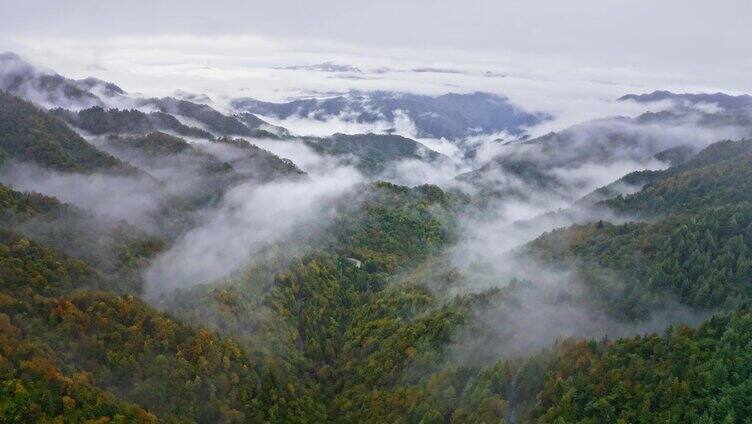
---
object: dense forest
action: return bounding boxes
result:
[0,92,134,174]
[51,106,214,139]
[3,69,752,424]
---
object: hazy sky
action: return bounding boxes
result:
[2,0,749,67]
[1,0,750,130]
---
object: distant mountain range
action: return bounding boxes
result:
[0,52,549,143]
[0,52,455,175]
[281,62,363,73]
[232,90,550,139]
[619,90,752,110]
[6,50,752,194]
[0,52,288,139]
[457,94,752,205]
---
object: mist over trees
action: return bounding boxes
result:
[2,48,752,423]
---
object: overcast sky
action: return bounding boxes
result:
[1,0,751,129]
[2,0,750,67]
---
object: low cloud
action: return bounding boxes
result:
[451,257,709,362]
[144,165,363,297]
[248,136,354,174]
[421,106,752,361]
[0,161,163,230]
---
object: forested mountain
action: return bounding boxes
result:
[299,133,449,175]
[457,103,752,207]
[90,132,305,238]
[232,91,549,139]
[0,174,474,422]
[97,131,303,182]
[522,139,752,312]
[133,97,288,139]
[620,90,752,110]
[0,89,306,238]
[4,126,750,423]
[577,138,752,208]
[5,48,752,423]
[531,306,752,422]
[93,132,304,209]
[603,139,752,216]
[0,52,288,141]
[0,183,163,292]
[0,54,459,178]
[200,136,305,180]
[51,106,214,139]
[0,92,135,174]
[0,52,121,109]
[0,229,280,423]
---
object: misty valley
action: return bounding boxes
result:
[2,49,752,424]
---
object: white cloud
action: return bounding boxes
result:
[144,165,363,296]
[4,27,747,139]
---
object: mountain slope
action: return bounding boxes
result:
[604,138,752,217]
[522,139,752,317]
[300,133,450,175]
[232,91,548,139]
[89,132,305,237]
[0,230,160,423]
[531,306,752,423]
[136,97,286,138]
[0,52,120,109]
[0,183,163,293]
[208,136,304,180]
[52,106,214,139]
[457,103,752,207]
[528,205,752,315]
[0,225,331,422]
[158,181,470,421]
[0,91,135,173]
[0,52,289,143]
[96,132,304,186]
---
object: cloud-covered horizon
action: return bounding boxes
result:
[2,1,749,142]
[0,36,699,141]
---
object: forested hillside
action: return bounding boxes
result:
[0,229,294,423]
[531,306,752,423]
[0,92,134,174]
[52,106,214,139]
[3,54,752,423]
[604,139,752,216]
[299,134,449,176]
[0,183,163,292]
